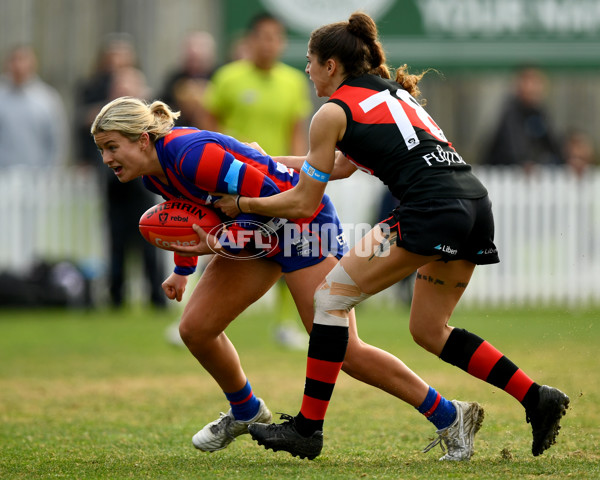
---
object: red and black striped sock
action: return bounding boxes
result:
[294,322,349,437]
[440,327,540,410]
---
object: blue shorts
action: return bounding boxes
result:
[265,194,348,273]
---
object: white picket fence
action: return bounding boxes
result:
[0,166,598,307]
[471,167,600,308]
[326,166,600,308]
[0,166,105,277]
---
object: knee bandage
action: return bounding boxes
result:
[314,264,371,327]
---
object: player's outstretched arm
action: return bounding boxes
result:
[272,155,306,172]
[216,103,346,219]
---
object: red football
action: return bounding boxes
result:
[139,199,223,251]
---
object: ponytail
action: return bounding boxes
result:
[395,65,433,102]
[346,12,390,79]
[91,96,180,142]
[310,12,435,101]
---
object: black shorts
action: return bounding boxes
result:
[379,196,500,265]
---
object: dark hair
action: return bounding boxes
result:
[247,12,284,34]
[309,11,429,99]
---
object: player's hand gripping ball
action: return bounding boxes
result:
[139,199,223,252]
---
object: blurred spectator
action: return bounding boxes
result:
[74,33,137,165]
[203,13,313,349]
[74,34,165,309]
[227,32,251,62]
[160,31,217,128]
[482,66,564,172]
[104,66,166,309]
[0,44,69,167]
[563,129,596,178]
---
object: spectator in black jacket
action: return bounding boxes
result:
[482,66,564,172]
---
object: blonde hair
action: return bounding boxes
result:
[91,96,180,142]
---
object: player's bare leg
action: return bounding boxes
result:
[410,260,568,456]
[180,254,280,451]
[286,255,431,407]
[250,226,482,460]
[180,254,281,390]
[408,260,476,356]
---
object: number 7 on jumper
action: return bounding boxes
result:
[359,89,447,150]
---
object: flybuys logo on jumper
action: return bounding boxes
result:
[435,244,457,255]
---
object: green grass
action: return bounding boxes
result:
[0,302,598,479]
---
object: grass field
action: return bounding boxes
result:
[0,301,598,479]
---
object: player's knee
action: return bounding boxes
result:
[410,329,431,351]
[314,264,371,315]
[178,310,217,348]
[409,321,446,354]
[314,287,349,319]
[178,314,197,347]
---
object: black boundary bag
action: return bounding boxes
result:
[0,261,91,308]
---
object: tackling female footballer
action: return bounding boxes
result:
[92,96,481,460]
[209,11,569,460]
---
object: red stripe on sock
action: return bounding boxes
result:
[423,393,441,418]
[468,341,504,380]
[229,392,253,405]
[306,357,344,384]
[504,369,535,402]
[300,395,329,421]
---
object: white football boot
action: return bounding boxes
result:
[423,400,485,461]
[192,398,272,452]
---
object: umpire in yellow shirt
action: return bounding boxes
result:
[203,12,313,349]
[203,13,311,157]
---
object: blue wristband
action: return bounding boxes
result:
[301,160,330,182]
[174,265,196,276]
